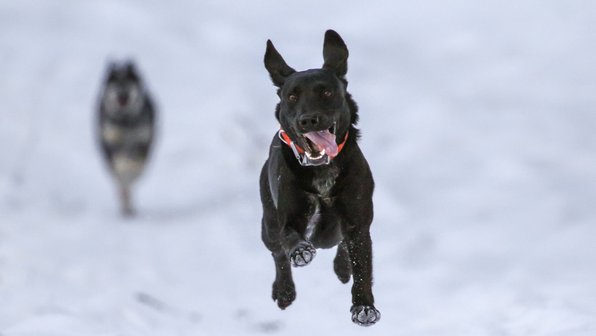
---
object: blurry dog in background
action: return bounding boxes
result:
[97,60,156,216]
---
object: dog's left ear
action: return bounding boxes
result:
[124,60,136,74]
[124,60,140,80]
[322,30,349,78]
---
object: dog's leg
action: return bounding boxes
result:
[339,189,380,326]
[119,184,135,217]
[271,250,296,309]
[112,153,143,217]
[283,228,316,268]
[263,217,297,309]
[334,241,352,283]
[345,227,380,326]
[279,198,317,268]
[261,165,297,309]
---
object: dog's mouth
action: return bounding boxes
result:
[300,124,338,160]
[117,93,130,107]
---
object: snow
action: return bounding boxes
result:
[1,0,596,335]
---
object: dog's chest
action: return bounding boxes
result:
[101,122,152,146]
[304,165,340,242]
[310,165,340,198]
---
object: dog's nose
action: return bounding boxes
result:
[298,114,321,129]
[118,94,129,106]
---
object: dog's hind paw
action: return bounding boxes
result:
[272,281,296,310]
[351,305,381,327]
[290,243,316,267]
[334,262,352,284]
[333,250,352,284]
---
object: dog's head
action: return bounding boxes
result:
[102,60,145,117]
[264,30,358,165]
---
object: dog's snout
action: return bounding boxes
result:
[299,114,320,129]
[118,93,129,106]
[298,113,332,132]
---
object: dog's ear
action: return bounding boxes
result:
[124,60,140,81]
[264,40,295,87]
[106,59,119,74]
[106,60,119,81]
[124,60,136,74]
[322,29,349,77]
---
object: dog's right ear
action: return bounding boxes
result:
[106,60,118,81]
[264,40,295,87]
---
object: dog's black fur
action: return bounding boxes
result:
[260,30,380,326]
[97,60,155,216]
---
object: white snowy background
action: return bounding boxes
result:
[1,1,595,335]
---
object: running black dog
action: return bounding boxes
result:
[97,60,156,216]
[259,30,380,326]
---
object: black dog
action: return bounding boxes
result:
[260,30,380,326]
[97,60,156,216]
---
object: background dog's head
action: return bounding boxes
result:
[101,60,145,118]
[264,30,359,161]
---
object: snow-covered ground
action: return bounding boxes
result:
[1,1,596,335]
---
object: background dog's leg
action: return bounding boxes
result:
[119,184,134,217]
[345,229,380,326]
[334,241,352,283]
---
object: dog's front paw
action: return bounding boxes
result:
[290,242,316,267]
[351,305,381,327]
[272,280,296,310]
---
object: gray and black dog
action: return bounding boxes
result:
[260,30,380,326]
[97,60,156,216]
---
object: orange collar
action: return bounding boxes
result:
[278,128,349,166]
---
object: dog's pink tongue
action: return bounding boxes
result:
[304,130,338,158]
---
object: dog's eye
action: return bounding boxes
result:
[288,94,298,102]
[323,90,333,97]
